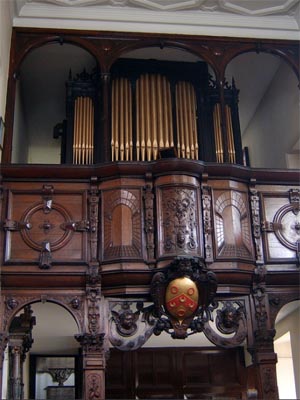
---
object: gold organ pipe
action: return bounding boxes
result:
[151,74,158,160]
[213,103,224,163]
[167,80,174,148]
[182,82,190,159]
[128,80,133,161]
[141,76,146,161]
[73,97,78,164]
[136,78,140,160]
[119,78,125,161]
[175,84,180,156]
[145,74,152,161]
[187,83,195,159]
[83,97,88,164]
[192,87,198,159]
[225,105,236,163]
[78,97,83,164]
[157,75,164,150]
[124,78,129,161]
[115,79,120,161]
[177,83,185,158]
[111,80,116,161]
[163,77,169,149]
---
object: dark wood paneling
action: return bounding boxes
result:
[106,347,247,399]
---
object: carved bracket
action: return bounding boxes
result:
[3,220,32,231]
[108,301,156,351]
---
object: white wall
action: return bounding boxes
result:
[0,1,12,117]
[275,305,300,399]
[243,61,299,169]
[0,1,13,161]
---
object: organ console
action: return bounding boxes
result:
[55,59,242,165]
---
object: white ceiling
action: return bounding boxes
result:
[11,0,300,39]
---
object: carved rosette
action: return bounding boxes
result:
[158,187,201,257]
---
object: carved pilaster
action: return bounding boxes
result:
[201,175,213,263]
[143,173,155,262]
[88,177,99,262]
[249,180,264,264]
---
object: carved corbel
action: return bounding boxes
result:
[201,300,247,348]
[108,301,156,351]
[75,333,105,353]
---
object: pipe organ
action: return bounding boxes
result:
[57,59,242,164]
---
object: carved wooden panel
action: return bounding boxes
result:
[156,181,203,259]
[101,188,144,261]
[106,347,247,399]
[3,184,88,265]
[212,188,253,261]
[260,188,299,263]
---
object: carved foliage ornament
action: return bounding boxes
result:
[151,257,217,339]
[160,187,200,256]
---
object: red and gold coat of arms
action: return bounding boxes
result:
[165,277,199,322]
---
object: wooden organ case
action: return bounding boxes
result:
[1,27,299,400]
[56,59,242,165]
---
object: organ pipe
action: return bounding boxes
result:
[73,96,94,164]
[225,104,236,163]
[213,103,224,163]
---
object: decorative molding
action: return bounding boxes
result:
[13,1,300,40]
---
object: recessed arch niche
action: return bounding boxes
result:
[225,52,299,169]
[12,42,97,164]
[2,301,80,400]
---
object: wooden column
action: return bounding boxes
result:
[0,334,8,399]
[248,265,279,400]
[8,339,23,400]
[75,334,106,400]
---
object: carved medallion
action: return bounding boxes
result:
[20,203,73,251]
